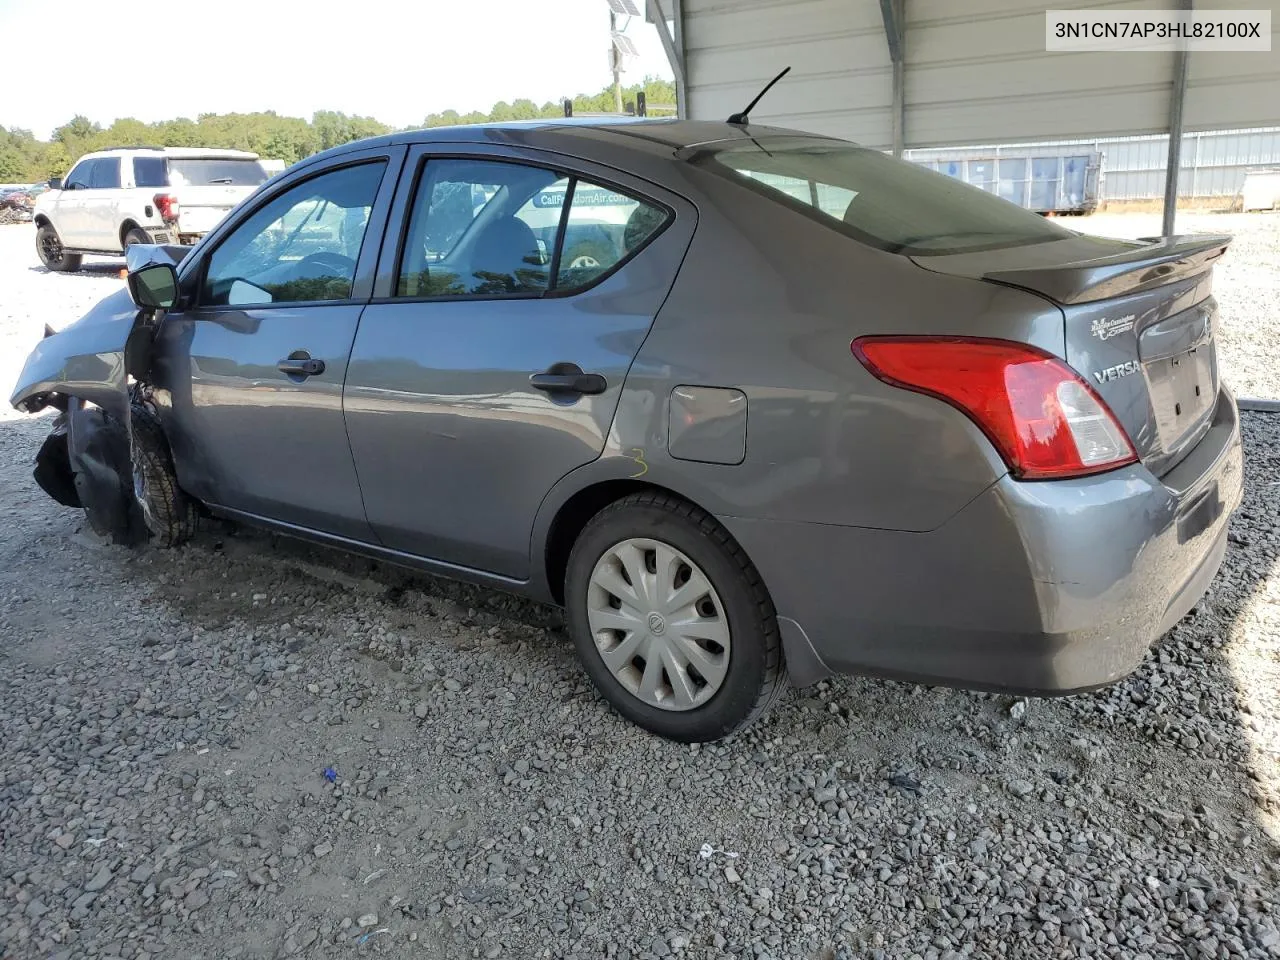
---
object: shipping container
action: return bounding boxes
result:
[919,152,1101,214]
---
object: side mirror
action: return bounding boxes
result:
[128,263,179,310]
[48,177,62,190]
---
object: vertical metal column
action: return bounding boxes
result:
[880,0,906,156]
[611,10,624,114]
[648,0,686,117]
[1162,0,1192,237]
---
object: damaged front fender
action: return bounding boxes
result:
[9,287,139,419]
[10,243,189,417]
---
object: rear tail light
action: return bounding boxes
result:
[852,336,1136,480]
[153,193,179,222]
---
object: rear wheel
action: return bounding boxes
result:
[122,226,150,250]
[564,492,787,741]
[36,223,82,272]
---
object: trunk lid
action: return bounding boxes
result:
[913,233,1231,478]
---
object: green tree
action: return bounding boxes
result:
[0,149,25,181]
[9,73,679,178]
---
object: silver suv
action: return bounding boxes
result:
[34,147,270,271]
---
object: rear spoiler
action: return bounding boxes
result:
[982,234,1231,305]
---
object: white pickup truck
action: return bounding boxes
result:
[34,147,270,272]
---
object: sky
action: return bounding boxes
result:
[0,0,673,139]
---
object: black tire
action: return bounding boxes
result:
[130,402,197,548]
[36,223,82,272]
[122,226,150,249]
[564,492,788,742]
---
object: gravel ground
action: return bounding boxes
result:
[1,219,1279,960]
[1074,211,1280,403]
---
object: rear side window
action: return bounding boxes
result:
[553,183,667,291]
[169,158,269,187]
[698,137,1073,256]
[90,157,120,189]
[134,156,168,188]
[396,158,669,300]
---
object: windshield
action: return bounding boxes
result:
[168,158,269,187]
[697,137,1075,256]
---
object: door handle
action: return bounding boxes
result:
[530,363,607,396]
[277,354,326,378]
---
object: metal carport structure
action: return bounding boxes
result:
[644,0,1280,235]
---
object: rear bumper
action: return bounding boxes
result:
[724,386,1244,694]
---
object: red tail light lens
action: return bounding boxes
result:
[852,336,1137,480]
[153,193,179,222]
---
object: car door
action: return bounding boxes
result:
[56,159,94,246]
[84,156,122,250]
[343,145,696,578]
[151,146,405,540]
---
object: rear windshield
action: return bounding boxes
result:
[167,158,269,187]
[697,137,1075,256]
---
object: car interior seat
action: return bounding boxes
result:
[470,216,546,293]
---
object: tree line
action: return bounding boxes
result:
[0,78,676,183]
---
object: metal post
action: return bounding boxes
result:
[648,0,686,115]
[611,10,624,114]
[1161,0,1192,237]
[880,0,905,156]
[673,0,685,117]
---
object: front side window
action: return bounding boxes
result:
[698,137,1074,256]
[64,160,93,190]
[134,156,168,188]
[396,158,669,299]
[200,160,385,307]
[90,157,121,189]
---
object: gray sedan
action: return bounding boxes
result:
[11,119,1243,741]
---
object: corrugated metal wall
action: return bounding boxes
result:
[906,128,1280,201]
[681,0,1280,151]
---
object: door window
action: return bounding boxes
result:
[64,160,93,190]
[90,157,121,189]
[397,159,559,297]
[396,158,668,298]
[200,160,386,307]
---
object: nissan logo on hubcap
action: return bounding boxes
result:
[648,613,666,635]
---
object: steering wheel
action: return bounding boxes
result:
[298,251,356,274]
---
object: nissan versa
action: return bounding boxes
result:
[10,118,1243,742]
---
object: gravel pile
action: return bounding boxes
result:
[1,220,1278,959]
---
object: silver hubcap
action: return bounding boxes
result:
[586,538,730,712]
[568,253,600,269]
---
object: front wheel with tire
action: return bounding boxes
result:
[565,492,788,742]
[130,403,197,548]
[36,223,82,272]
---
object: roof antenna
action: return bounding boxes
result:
[728,67,791,126]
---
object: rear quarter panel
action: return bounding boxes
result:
[603,168,1069,533]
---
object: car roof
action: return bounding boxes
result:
[79,147,261,160]
[301,118,836,167]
